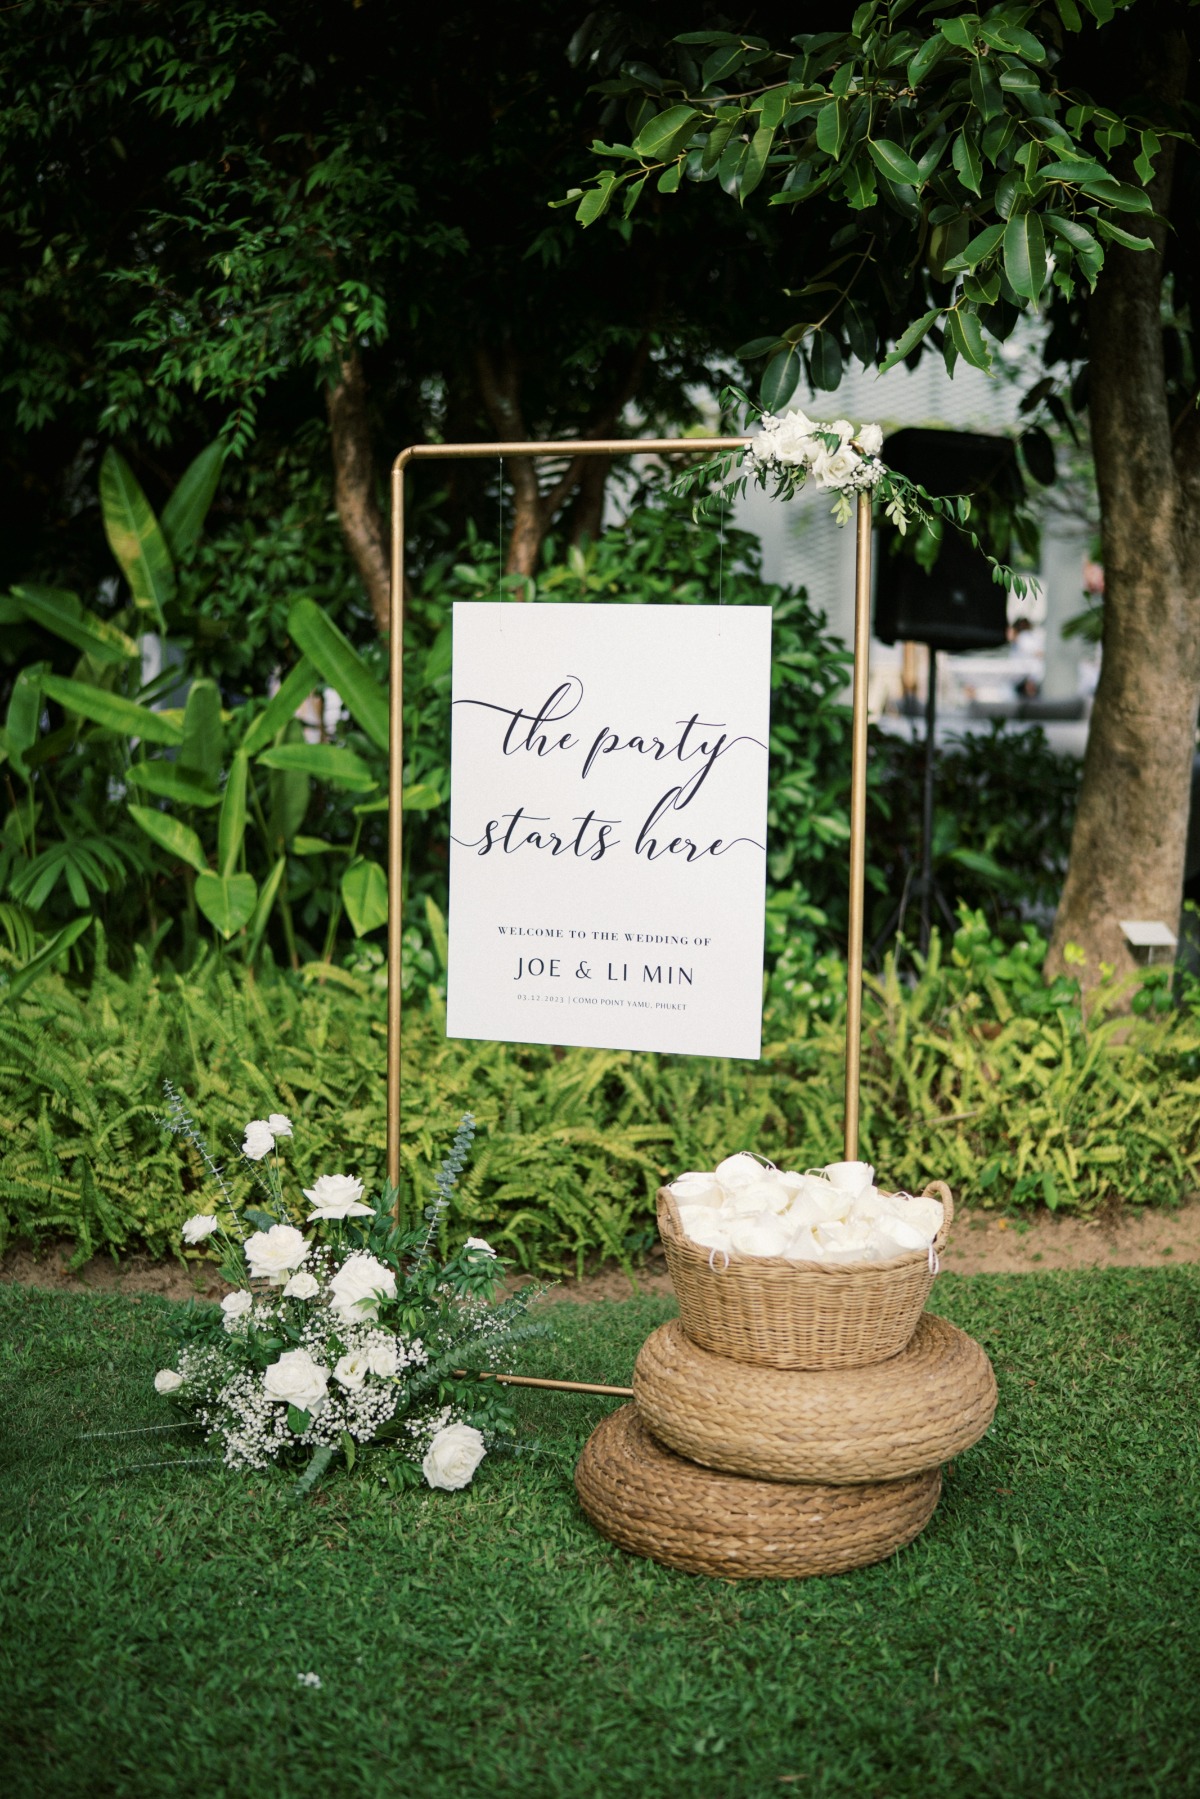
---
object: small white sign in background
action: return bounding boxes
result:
[447,602,771,1059]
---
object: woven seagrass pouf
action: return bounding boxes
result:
[575,1404,942,1580]
[633,1311,996,1485]
[657,1181,954,1370]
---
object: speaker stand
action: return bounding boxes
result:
[873,645,958,960]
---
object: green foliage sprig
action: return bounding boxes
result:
[414,1112,477,1272]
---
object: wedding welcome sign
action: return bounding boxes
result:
[446,603,772,1059]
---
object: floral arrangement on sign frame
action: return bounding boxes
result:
[671,386,1035,601]
[153,1088,547,1496]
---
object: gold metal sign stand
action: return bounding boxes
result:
[389,441,872,1397]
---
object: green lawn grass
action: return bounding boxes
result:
[2,1269,1199,1799]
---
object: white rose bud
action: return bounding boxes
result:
[154,1369,184,1393]
[283,1270,320,1300]
[267,1113,293,1138]
[220,1290,254,1329]
[858,421,884,457]
[263,1348,329,1416]
[464,1236,496,1258]
[241,1119,276,1161]
[181,1214,219,1245]
[422,1423,487,1492]
[366,1340,400,1377]
[244,1224,309,1286]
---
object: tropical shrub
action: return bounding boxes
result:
[3,914,1197,1273]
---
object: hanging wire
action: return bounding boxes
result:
[497,455,505,599]
[718,490,726,605]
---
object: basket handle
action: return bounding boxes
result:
[656,1184,685,1243]
[922,1179,954,1245]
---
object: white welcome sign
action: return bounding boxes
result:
[446,602,771,1059]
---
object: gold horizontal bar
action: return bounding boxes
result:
[454,1370,634,1398]
[392,436,750,471]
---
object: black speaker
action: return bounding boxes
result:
[874,428,1017,652]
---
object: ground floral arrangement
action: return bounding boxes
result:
[672,388,1035,601]
[153,1089,546,1495]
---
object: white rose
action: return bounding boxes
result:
[772,410,822,467]
[748,430,778,467]
[181,1214,219,1245]
[811,442,863,489]
[221,1289,253,1319]
[857,421,883,456]
[464,1236,496,1258]
[329,1253,397,1322]
[154,1368,184,1393]
[422,1423,487,1492]
[267,1113,293,1138]
[828,418,856,442]
[245,1224,309,1285]
[263,1348,329,1415]
[333,1351,370,1391]
[303,1173,373,1221]
[366,1340,400,1377]
[242,1119,276,1161]
[283,1270,320,1299]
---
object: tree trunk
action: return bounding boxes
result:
[1045,26,1198,987]
[476,336,651,578]
[325,345,391,634]
[570,455,609,547]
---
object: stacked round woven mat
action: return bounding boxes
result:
[575,1181,997,1580]
[576,1406,942,1580]
[634,1312,997,1484]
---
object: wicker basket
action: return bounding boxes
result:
[576,1405,941,1580]
[658,1179,953,1370]
[634,1312,995,1484]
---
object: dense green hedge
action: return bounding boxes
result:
[3,914,1199,1272]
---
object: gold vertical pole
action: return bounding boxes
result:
[844,492,873,1162]
[387,453,410,1203]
